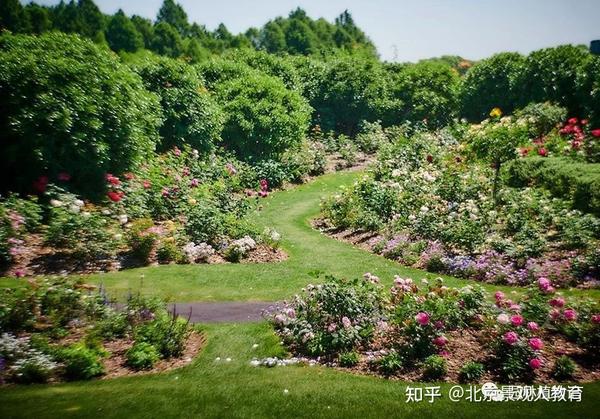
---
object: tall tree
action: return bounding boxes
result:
[106,9,143,53]
[260,21,286,53]
[131,15,154,49]
[24,3,53,34]
[151,21,183,57]
[76,0,105,41]
[156,0,188,36]
[0,0,27,32]
[285,19,317,55]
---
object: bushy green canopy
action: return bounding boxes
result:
[0,32,161,195]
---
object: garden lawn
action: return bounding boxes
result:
[1,322,599,419]
[1,170,598,301]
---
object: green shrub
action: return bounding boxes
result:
[514,102,567,137]
[422,355,447,381]
[131,53,224,153]
[576,55,600,126]
[460,52,527,121]
[377,351,403,375]
[0,32,161,196]
[524,45,590,117]
[126,342,160,370]
[135,312,190,358]
[253,160,290,189]
[45,207,118,263]
[185,201,225,245]
[552,356,577,381]
[58,343,105,381]
[389,61,460,128]
[215,71,311,161]
[459,361,485,383]
[338,351,360,367]
[505,157,600,216]
[156,240,184,264]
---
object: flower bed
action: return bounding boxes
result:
[267,274,600,383]
[0,277,202,384]
[320,116,600,288]
[0,146,286,278]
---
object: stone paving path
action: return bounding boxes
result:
[167,301,278,323]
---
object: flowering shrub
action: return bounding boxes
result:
[269,276,386,356]
[224,236,256,262]
[183,242,215,263]
[0,333,58,384]
[273,273,599,383]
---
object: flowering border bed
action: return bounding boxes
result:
[265,274,600,384]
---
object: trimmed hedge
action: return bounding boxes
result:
[505,157,600,216]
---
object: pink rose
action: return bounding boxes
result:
[563,309,577,322]
[527,321,539,331]
[529,337,544,351]
[342,316,352,329]
[415,312,430,326]
[529,358,542,369]
[327,323,337,332]
[538,277,551,292]
[494,291,505,301]
[549,297,565,308]
[503,331,519,345]
[592,314,600,324]
[497,313,510,325]
[433,336,448,347]
[511,315,524,327]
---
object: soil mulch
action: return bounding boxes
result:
[312,218,383,253]
[101,331,205,380]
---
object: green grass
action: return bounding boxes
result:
[2,169,598,301]
[2,322,599,419]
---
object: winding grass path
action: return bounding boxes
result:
[2,170,600,418]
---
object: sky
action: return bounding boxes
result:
[28,0,600,62]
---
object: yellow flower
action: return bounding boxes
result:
[188,198,197,206]
[489,107,502,118]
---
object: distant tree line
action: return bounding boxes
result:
[0,0,377,60]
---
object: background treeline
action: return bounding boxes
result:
[1,0,599,198]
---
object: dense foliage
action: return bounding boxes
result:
[0,32,160,196]
[130,53,224,153]
[0,277,194,383]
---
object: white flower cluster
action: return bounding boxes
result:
[0,333,58,377]
[183,242,215,263]
[249,357,317,367]
[229,236,256,255]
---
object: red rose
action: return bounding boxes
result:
[538,148,548,157]
[581,119,588,125]
[32,175,49,193]
[591,129,600,138]
[105,173,120,186]
[568,117,578,125]
[143,180,151,189]
[57,172,71,181]
[107,191,123,202]
[426,155,433,163]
